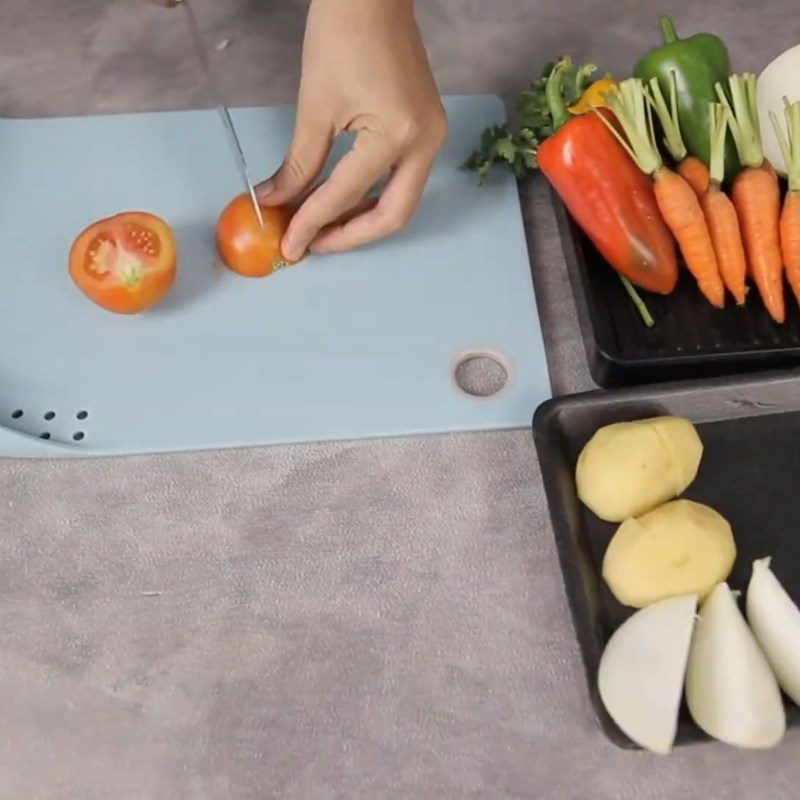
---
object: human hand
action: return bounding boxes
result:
[256,0,447,261]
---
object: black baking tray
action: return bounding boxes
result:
[554,194,800,388]
[532,370,800,748]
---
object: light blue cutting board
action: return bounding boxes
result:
[0,95,549,458]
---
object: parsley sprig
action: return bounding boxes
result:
[463,58,598,183]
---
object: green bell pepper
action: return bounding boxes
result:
[634,17,738,178]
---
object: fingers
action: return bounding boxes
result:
[307,150,435,254]
[328,197,380,225]
[256,116,333,207]
[280,130,396,261]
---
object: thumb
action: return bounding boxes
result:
[256,118,332,206]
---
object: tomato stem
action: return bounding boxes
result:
[120,263,141,287]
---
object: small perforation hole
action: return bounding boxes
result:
[76,410,89,421]
[39,432,51,440]
[73,432,85,442]
[44,411,55,421]
[11,410,23,419]
[453,352,510,398]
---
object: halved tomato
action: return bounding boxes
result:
[69,212,178,314]
[216,193,299,277]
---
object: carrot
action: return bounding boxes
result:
[732,169,783,320]
[647,77,709,197]
[717,74,785,323]
[783,192,800,292]
[703,186,747,303]
[770,99,800,308]
[601,79,725,307]
[652,169,724,306]
[678,156,710,197]
[700,104,747,304]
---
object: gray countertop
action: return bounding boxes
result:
[1,1,799,798]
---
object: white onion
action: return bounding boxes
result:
[686,582,785,749]
[598,594,696,754]
[746,558,800,706]
[757,44,800,176]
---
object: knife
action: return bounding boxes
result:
[180,0,265,229]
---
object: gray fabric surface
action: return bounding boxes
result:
[1,1,799,798]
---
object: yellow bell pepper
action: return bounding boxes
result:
[568,77,617,115]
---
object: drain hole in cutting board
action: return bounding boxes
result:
[453,351,511,398]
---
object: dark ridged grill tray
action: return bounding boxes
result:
[554,194,800,387]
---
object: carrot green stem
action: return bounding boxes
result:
[646,74,687,161]
[745,73,762,150]
[770,98,800,193]
[599,78,662,176]
[619,276,655,327]
[546,57,573,132]
[716,74,763,168]
[708,103,729,186]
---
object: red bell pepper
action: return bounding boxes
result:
[537,60,678,296]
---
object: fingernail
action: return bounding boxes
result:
[255,180,274,201]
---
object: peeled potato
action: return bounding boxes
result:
[576,417,703,522]
[603,500,736,608]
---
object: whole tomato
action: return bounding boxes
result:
[216,194,300,277]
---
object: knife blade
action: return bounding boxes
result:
[180,0,265,229]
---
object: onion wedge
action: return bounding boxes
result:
[598,594,697,754]
[746,557,800,707]
[686,582,785,749]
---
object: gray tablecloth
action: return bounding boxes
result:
[1,2,798,798]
